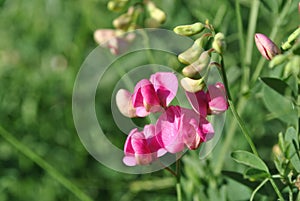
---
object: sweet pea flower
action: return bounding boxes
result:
[117,72,178,117]
[155,106,214,153]
[123,124,166,166]
[186,82,228,115]
[254,33,281,60]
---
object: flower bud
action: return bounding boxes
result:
[178,37,206,65]
[180,77,205,93]
[173,22,205,36]
[212,32,226,54]
[282,27,300,50]
[269,54,288,68]
[113,13,132,30]
[182,51,211,77]
[254,33,281,60]
[146,1,166,25]
[107,0,129,12]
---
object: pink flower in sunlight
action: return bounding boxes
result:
[116,72,178,117]
[254,33,281,60]
[186,82,228,116]
[123,124,166,166]
[155,106,214,153]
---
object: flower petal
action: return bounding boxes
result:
[185,90,208,116]
[150,72,178,106]
[207,83,228,115]
[116,89,136,118]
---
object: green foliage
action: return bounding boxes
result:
[0,0,299,200]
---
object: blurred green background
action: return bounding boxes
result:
[0,0,298,200]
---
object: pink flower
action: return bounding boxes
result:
[155,106,214,153]
[117,72,178,117]
[254,33,281,60]
[123,124,166,166]
[186,83,228,115]
[93,29,135,55]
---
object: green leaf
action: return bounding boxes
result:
[222,171,258,190]
[231,150,269,173]
[260,78,297,126]
[284,127,300,172]
[244,168,269,181]
[260,77,292,97]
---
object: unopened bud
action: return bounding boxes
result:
[212,32,226,54]
[284,56,300,77]
[113,13,132,30]
[108,0,129,12]
[182,51,211,77]
[282,27,300,50]
[178,37,206,64]
[255,33,281,60]
[174,22,205,36]
[116,89,136,118]
[146,1,166,24]
[269,54,289,68]
[180,77,205,93]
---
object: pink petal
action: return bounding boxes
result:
[156,106,185,153]
[116,89,136,118]
[132,79,161,116]
[150,72,178,106]
[199,118,214,141]
[123,128,137,155]
[207,83,228,115]
[123,155,136,166]
[185,90,208,116]
[93,29,116,45]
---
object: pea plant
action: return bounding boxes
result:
[94,0,300,200]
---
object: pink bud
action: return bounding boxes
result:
[255,33,281,60]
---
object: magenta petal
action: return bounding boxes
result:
[132,79,150,108]
[150,72,178,106]
[185,90,208,116]
[207,83,228,114]
[124,128,137,155]
[199,118,214,141]
[156,106,185,153]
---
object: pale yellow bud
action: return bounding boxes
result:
[212,32,226,54]
[178,37,206,65]
[173,22,205,36]
[180,77,205,93]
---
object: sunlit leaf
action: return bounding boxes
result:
[231,150,269,173]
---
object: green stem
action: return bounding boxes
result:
[242,0,260,93]
[269,178,285,201]
[228,100,259,156]
[251,0,292,84]
[235,0,245,66]
[250,178,268,201]
[176,158,182,201]
[0,126,93,201]
[220,56,258,156]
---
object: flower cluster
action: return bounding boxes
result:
[116,72,228,166]
[94,0,166,55]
